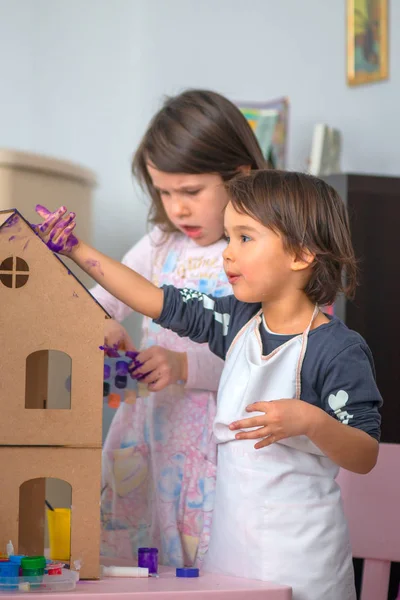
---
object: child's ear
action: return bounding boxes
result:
[291,248,315,272]
[237,165,252,174]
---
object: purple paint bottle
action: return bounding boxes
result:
[138,548,158,575]
[103,364,111,397]
[116,361,129,375]
[115,375,127,389]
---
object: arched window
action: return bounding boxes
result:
[25,350,72,409]
[19,478,72,559]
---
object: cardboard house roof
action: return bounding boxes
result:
[0,207,109,447]
[0,208,110,317]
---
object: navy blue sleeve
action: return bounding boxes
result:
[321,342,382,441]
[154,285,256,359]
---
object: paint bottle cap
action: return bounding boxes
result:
[9,555,25,565]
[176,567,199,578]
[21,556,46,570]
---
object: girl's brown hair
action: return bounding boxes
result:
[226,170,357,306]
[132,89,266,232]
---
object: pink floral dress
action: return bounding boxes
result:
[91,228,231,567]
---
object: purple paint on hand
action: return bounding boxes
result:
[99,344,120,358]
[85,259,104,276]
[45,230,78,253]
[34,204,79,254]
[35,204,52,216]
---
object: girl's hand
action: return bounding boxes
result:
[104,319,137,352]
[34,205,79,255]
[229,399,319,449]
[131,346,188,392]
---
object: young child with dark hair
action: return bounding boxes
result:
[36,169,381,600]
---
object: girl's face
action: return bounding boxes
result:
[147,165,229,247]
[222,202,297,304]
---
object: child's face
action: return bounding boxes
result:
[223,202,297,304]
[147,165,229,246]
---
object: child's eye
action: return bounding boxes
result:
[241,234,251,243]
[158,190,170,197]
[224,235,230,243]
[185,189,201,196]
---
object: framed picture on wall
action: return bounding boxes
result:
[347,0,389,86]
[237,97,289,169]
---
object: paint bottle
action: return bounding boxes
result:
[115,375,127,389]
[6,540,14,557]
[116,360,129,375]
[103,364,111,397]
[138,548,158,575]
[115,360,129,388]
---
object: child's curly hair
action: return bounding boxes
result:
[226,170,357,306]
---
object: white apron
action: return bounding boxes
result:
[204,309,356,600]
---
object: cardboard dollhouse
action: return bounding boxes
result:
[0,208,109,579]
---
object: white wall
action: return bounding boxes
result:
[1,1,399,434]
[2,0,399,261]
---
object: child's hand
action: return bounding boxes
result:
[131,346,187,392]
[229,399,318,449]
[34,205,79,254]
[104,320,136,352]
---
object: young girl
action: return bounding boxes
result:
[36,169,382,600]
[89,89,266,566]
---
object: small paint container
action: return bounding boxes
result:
[47,508,71,561]
[21,556,46,582]
[0,560,19,589]
[47,562,63,575]
[115,375,128,389]
[138,547,158,575]
[9,555,25,576]
[116,360,129,376]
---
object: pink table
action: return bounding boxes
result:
[2,566,292,599]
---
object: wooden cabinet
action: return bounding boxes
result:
[324,174,400,445]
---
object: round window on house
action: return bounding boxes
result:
[0,256,29,288]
